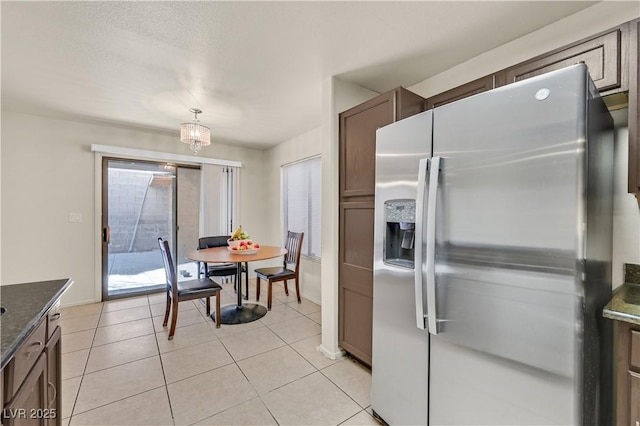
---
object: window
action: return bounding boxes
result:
[282,157,321,259]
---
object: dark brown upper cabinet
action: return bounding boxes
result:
[426,75,495,109]
[425,20,639,196]
[498,26,629,95]
[338,87,425,366]
[339,88,425,199]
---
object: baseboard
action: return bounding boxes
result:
[318,344,345,361]
[303,294,321,305]
[60,298,100,309]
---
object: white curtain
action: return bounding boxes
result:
[199,164,240,237]
[220,166,240,235]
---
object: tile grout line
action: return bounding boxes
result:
[318,357,371,411]
[65,295,338,425]
[67,298,170,423]
[65,302,104,425]
[70,296,177,423]
[148,294,178,426]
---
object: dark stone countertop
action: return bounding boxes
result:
[603,283,640,325]
[0,279,73,370]
[603,264,640,325]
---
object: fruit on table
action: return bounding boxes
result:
[230,226,250,241]
[231,241,260,251]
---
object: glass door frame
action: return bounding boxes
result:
[101,157,200,301]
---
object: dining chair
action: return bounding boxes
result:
[158,237,222,339]
[255,231,304,310]
[198,236,249,299]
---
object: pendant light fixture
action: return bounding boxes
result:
[180,108,211,154]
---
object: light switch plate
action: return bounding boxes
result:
[69,212,83,223]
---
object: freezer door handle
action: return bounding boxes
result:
[426,156,442,334]
[414,158,429,330]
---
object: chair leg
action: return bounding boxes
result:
[214,291,221,328]
[283,280,289,296]
[162,291,171,327]
[295,277,301,303]
[205,297,211,316]
[256,277,261,302]
[267,280,273,310]
[168,300,179,340]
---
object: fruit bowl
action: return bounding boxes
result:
[227,239,245,248]
[228,240,260,253]
[227,247,259,255]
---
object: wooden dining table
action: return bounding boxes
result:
[185,245,287,324]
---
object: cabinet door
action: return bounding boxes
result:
[630,371,640,426]
[629,18,639,195]
[339,92,395,198]
[5,321,47,399]
[44,327,61,426]
[339,201,374,366]
[426,75,494,109]
[46,302,61,341]
[2,354,47,426]
[502,27,626,94]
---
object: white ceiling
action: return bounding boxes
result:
[2,1,598,150]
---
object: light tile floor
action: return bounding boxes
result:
[60,280,379,426]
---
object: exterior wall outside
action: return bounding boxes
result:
[108,170,173,254]
[0,110,265,307]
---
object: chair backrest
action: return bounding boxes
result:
[284,231,304,274]
[198,236,229,249]
[158,238,178,297]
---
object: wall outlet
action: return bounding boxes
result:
[69,212,83,223]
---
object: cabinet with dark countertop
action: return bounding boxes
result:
[0,279,72,426]
[604,264,640,426]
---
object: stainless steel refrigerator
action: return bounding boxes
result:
[371,64,614,426]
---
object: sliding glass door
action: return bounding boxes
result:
[101,159,200,300]
[176,167,201,279]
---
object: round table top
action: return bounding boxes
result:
[185,245,287,264]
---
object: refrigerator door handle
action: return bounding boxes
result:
[414,158,429,330]
[426,156,442,334]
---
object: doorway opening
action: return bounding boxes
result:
[101,159,201,300]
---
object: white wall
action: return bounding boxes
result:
[612,110,640,286]
[263,127,323,304]
[1,111,266,306]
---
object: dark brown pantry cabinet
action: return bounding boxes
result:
[338,87,425,366]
